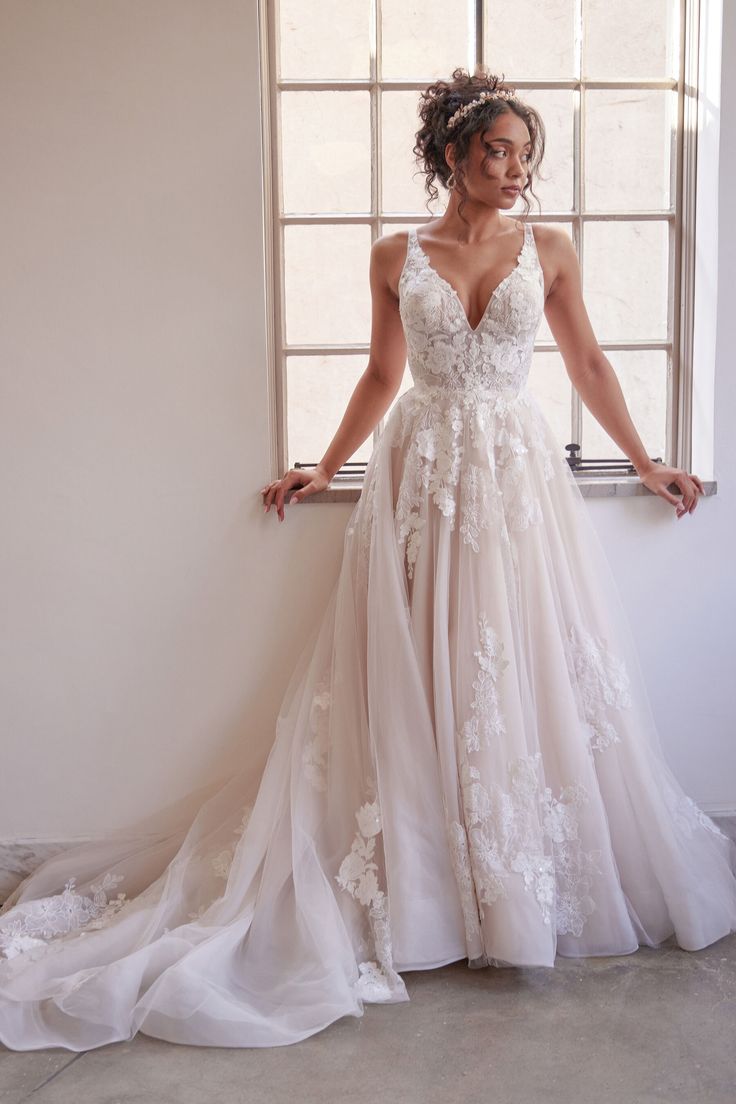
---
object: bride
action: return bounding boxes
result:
[1,66,733,1053]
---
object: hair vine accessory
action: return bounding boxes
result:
[446,88,516,131]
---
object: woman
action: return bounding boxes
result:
[1,67,734,1052]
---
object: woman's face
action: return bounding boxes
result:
[445,110,532,207]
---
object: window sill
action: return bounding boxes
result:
[304,476,718,505]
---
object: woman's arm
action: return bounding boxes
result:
[538,226,703,518]
[262,233,408,522]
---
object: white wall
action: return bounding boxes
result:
[0,0,733,846]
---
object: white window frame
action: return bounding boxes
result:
[258,0,719,500]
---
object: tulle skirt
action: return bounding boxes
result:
[1,381,735,1051]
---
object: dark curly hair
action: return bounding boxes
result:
[412,65,546,225]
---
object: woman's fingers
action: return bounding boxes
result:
[275,480,291,521]
[674,472,700,517]
[262,481,281,512]
[260,469,326,521]
[280,478,318,517]
[641,465,705,519]
[688,474,704,512]
[289,479,318,506]
[261,471,306,522]
[261,481,277,511]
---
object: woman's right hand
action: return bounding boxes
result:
[260,464,332,523]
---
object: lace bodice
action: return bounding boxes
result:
[398,220,544,397]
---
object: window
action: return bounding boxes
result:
[261,0,700,485]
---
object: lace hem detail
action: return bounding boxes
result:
[447,611,602,949]
[334,780,407,1002]
[673,794,730,843]
[0,872,128,962]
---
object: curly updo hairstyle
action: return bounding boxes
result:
[413,65,546,225]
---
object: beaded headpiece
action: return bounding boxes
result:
[446,88,516,131]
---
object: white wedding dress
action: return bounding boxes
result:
[1,220,735,1051]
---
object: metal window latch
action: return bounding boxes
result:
[564,443,662,477]
[294,461,367,480]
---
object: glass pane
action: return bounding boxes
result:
[278,0,371,79]
[485,0,577,80]
[382,92,448,216]
[581,350,668,461]
[381,0,471,80]
[582,220,669,342]
[527,350,573,454]
[513,89,575,215]
[281,91,371,214]
[287,355,373,467]
[584,0,678,79]
[536,222,574,345]
[584,89,673,212]
[284,225,372,344]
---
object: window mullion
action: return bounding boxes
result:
[372,0,382,450]
[572,0,584,457]
[673,0,700,472]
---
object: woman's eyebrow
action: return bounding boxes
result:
[488,137,532,148]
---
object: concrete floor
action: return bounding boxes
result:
[2,818,735,1104]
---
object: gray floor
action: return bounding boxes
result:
[2,818,735,1104]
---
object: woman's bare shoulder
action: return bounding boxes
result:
[371,230,412,299]
[528,222,578,298]
[528,221,572,249]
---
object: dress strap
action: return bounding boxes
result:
[404,227,419,270]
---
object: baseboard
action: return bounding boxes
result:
[703,805,736,818]
[2,809,736,906]
[0,836,95,902]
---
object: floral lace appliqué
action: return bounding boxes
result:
[385,221,552,581]
[0,872,128,961]
[302,677,331,792]
[460,612,510,753]
[459,464,491,552]
[334,781,407,1002]
[448,612,602,946]
[210,803,254,882]
[565,624,633,753]
[398,222,544,394]
[454,753,601,939]
[673,794,730,842]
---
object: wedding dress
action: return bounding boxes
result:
[2,220,735,1052]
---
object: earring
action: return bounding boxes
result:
[446,170,456,189]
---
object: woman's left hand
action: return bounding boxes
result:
[635,461,705,518]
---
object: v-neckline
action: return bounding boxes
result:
[413,222,528,334]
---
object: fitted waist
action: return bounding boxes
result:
[409,378,528,402]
